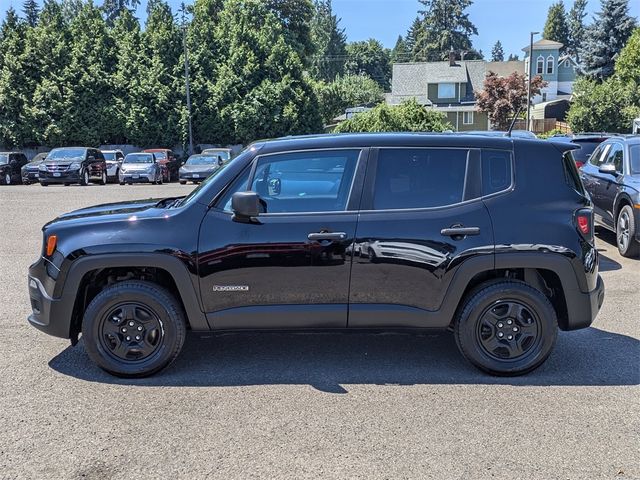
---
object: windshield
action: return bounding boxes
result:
[47,148,85,161]
[124,154,154,164]
[151,151,167,159]
[0,154,8,164]
[203,150,231,161]
[186,155,221,166]
[631,145,640,175]
[103,152,117,161]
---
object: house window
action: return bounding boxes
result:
[463,111,474,125]
[542,93,547,102]
[438,83,455,98]
[536,56,544,74]
[546,55,554,74]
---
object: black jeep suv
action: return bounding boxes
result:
[27,134,604,377]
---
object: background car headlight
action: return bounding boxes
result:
[69,162,81,170]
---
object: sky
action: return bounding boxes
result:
[1,0,639,59]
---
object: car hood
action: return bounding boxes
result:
[45,198,167,228]
[180,165,217,173]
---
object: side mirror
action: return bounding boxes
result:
[231,191,260,223]
[598,163,616,175]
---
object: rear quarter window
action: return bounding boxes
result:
[481,150,512,196]
[562,151,585,195]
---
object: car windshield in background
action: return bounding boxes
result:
[203,150,231,160]
[152,152,167,159]
[0,154,8,164]
[631,145,640,175]
[47,148,85,161]
[186,155,219,166]
[124,154,153,164]
[103,152,117,161]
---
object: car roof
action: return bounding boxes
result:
[101,149,123,153]
[257,132,534,153]
[0,151,23,154]
[143,148,171,152]
[603,135,640,144]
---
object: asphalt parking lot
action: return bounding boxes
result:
[0,183,638,479]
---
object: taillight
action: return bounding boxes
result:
[575,209,593,241]
[575,161,584,169]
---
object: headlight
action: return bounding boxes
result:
[38,164,47,171]
[69,162,81,170]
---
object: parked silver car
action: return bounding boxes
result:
[119,153,163,185]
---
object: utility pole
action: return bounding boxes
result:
[526,31,540,132]
[180,3,194,157]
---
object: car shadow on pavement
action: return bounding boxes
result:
[49,327,639,392]
[598,253,622,271]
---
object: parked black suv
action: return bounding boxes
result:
[0,152,28,185]
[27,134,604,377]
[21,152,49,184]
[38,147,107,186]
[580,135,640,257]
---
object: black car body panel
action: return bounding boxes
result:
[27,133,604,344]
[21,152,49,183]
[0,152,28,184]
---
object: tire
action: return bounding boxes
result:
[616,205,639,258]
[82,281,187,378]
[100,170,107,185]
[80,169,89,186]
[40,182,48,187]
[119,182,125,186]
[454,280,558,376]
[179,181,186,185]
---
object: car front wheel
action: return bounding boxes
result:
[4,173,11,185]
[616,205,639,258]
[455,280,558,376]
[82,281,187,377]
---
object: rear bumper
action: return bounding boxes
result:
[563,274,605,331]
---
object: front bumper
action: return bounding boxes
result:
[27,256,72,339]
[563,274,605,331]
[22,171,40,182]
[120,172,155,183]
[38,170,81,183]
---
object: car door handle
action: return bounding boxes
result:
[440,226,480,237]
[308,232,347,241]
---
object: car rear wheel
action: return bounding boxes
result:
[616,205,639,258]
[100,170,107,185]
[40,182,48,187]
[82,281,187,377]
[455,280,558,376]
[80,169,89,186]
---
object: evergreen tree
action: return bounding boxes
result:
[390,35,410,63]
[507,53,520,61]
[310,0,347,81]
[0,8,30,147]
[405,17,422,56]
[543,1,570,49]
[102,0,141,25]
[57,1,117,145]
[344,39,391,90]
[567,0,587,62]
[60,0,84,21]
[491,41,504,62]
[264,0,315,64]
[211,0,322,144]
[413,0,478,62]
[580,0,637,80]
[22,0,40,27]
[23,0,72,146]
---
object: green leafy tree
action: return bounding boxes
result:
[60,0,84,20]
[615,27,640,85]
[264,0,315,64]
[580,0,637,80]
[313,74,383,124]
[310,0,347,81]
[334,99,452,133]
[413,0,478,62]
[22,0,40,27]
[0,8,30,147]
[102,0,141,25]
[210,0,322,144]
[57,1,117,145]
[475,71,546,130]
[23,0,72,146]
[344,39,391,90]
[491,41,504,61]
[567,77,639,132]
[390,35,410,63]
[567,0,587,62]
[543,1,570,50]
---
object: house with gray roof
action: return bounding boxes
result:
[387,38,577,131]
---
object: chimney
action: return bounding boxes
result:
[449,49,456,66]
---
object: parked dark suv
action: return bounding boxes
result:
[580,135,640,257]
[39,147,108,186]
[27,134,604,377]
[0,151,28,185]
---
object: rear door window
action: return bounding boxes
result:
[372,148,470,210]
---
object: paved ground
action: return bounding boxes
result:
[0,183,638,480]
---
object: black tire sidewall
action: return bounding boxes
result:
[82,282,186,377]
[617,205,639,258]
[455,282,558,376]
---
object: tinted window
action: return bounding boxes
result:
[47,148,86,161]
[571,140,603,164]
[589,144,609,167]
[373,148,469,210]
[562,151,585,195]
[482,149,512,196]
[606,143,624,172]
[250,150,359,213]
[630,145,640,175]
